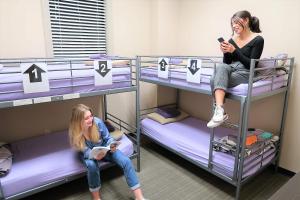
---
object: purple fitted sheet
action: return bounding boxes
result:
[141,117,276,179]
[0,63,131,102]
[140,67,287,96]
[0,131,134,198]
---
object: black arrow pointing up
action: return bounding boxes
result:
[159,59,168,71]
[24,64,46,82]
[96,61,111,77]
[188,60,200,75]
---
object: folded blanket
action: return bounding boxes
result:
[155,107,181,118]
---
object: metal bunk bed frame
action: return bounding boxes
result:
[0,57,141,200]
[137,55,294,200]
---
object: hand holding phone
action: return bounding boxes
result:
[217,37,225,43]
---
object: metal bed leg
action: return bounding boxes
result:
[103,95,108,121]
[235,60,256,200]
[235,185,241,200]
[208,100,216,170]
[176,89,180,109]
[0,181,4,200]
[275,58,295,173]
[136,56,141,172]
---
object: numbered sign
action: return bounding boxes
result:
[158,57,169,79]
[94,60,112,86]
[21,63,50,93]
[186,59,202,83]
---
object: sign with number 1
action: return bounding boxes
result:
[21,63,50,93]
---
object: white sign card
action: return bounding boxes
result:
[186,59,202,83]
[21,63,50,93]
[13,99,33,107]
[94,60,112,86]
[158,57,169,79]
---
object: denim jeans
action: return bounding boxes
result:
[81,149,140,192]
[210,61,250,93]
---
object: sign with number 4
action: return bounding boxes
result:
[186,59,202,83]
[21,63,50,93]
[94,60,112,86]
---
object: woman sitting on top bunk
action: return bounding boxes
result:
[69,104,147,200]
[207,10,264,128]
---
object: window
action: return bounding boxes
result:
[49,0,106,58]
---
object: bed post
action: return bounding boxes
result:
[235,58,256,200]
[208,104,216,170]
[136,56,141,172]
[176,89,180,109]
[275,57,295,171]
[103,95,108,121]
[232,97,247,182]
[0,181,4,200]
[208,61,217,170]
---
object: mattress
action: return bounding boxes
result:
[140,67,287,96]
[0,62,131,102]
[0,130,134,198]
[141,117,276,179]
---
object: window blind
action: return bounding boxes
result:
[49,0,106,58]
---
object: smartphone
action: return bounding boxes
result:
[217,37,225,43]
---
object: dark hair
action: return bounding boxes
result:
[231,10,261,33]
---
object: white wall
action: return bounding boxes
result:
[105,0,157,124]
[105,0,180,124]
[0,0,52,58]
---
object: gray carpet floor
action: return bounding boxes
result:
[22,140,291,200]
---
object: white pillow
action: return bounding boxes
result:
[275,53,288,67]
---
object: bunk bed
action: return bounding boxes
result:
[0,57,141,200]
[137,55,294,199]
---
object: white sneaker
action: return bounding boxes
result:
[207,105,228,128]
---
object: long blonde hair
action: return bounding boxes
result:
[69,104,100,151]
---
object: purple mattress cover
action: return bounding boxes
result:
[140,67,287,96]
[0,131,133,198]
[141,117,276,179]
[0,65,131,102]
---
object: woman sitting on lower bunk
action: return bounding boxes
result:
[207,10,264,128]
[69,104,147,200]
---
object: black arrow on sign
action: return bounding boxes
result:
[159,59,168,71]
[24,64,46,82]
[96,61,111,77]
[188,60,200,75]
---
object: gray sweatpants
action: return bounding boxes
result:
[210,62,250,93]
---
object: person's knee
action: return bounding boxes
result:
[216,63,230,72]
[86,160,98,172]
[119,156,132,169]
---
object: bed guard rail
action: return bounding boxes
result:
[0,57,137,109]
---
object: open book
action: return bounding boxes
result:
[89,141,120,159]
